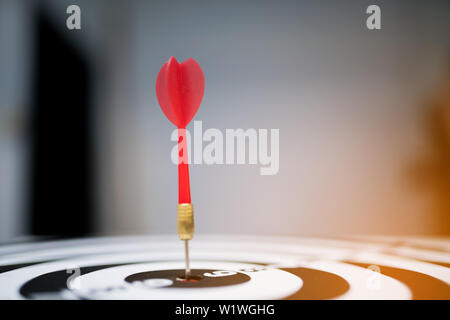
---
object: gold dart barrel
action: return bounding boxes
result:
[177,203,194,240]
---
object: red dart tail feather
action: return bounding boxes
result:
[156,56,205,129]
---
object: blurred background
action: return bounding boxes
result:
[0,0,449,243]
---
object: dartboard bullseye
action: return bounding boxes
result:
[0,236,449,300]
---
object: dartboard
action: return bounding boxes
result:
[0,235,449,299]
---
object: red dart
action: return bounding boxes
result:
[155,56,205,278]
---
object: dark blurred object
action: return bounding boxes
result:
[28,8,94,237]
[409,63,450,235]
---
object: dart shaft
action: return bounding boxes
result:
[178,129,191,203]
